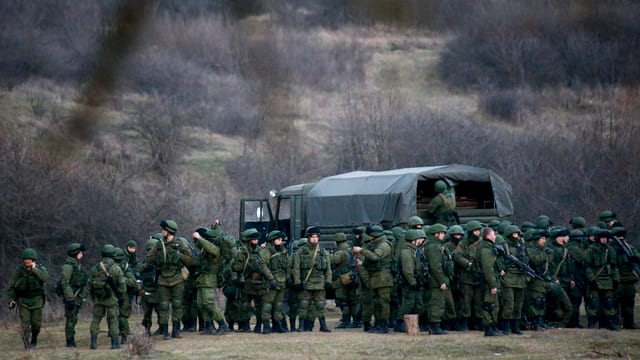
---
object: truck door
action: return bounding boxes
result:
[239,198,275,244]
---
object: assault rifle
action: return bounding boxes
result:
[612,236,640,279]
[416,248,431,282]
[348,253,361,287]
[506,255,553,283]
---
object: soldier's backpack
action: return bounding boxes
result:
[89,261,115,300]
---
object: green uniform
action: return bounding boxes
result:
[8,261,48,348]
[232,241,272,331]
[293,240,332,329]
[397,241,425,328]
[60,256,88,340]
[89,257,125,338]
[610,237,639,329]
[501,233,527,333]
[138,260,161,333]
[526,241,550,329]
[585,241,620,329]
[423,235,452,326]
[195,235,227,333]
[360,234,393,331]
[263,242,290,328]
[147,235,194,336]
[116,258,138,339]
[454,231,480,328]
[566,239,587,328]
[332,241,359,328]
[475,238,500,328]
[548,238,580,327]
[426,189,456,226]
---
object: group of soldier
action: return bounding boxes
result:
[7,201,639,349]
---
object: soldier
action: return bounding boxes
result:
[287,238,307,331]
[355,230,374,331]
[395,229,426,332]
[599,210,620,229]
[59,243,88,347]
[293,226,332,332]
[89,244,125,350]
[113,247,137,344]
[125,240,139,268]
[146,220,195,340]
[454,220,481,331]
[609,227,638,329]
[474,227,503,336]
[138,236,162,336]
[423,223,453,334]
[547,227,578,328]
[192,228,229,335]
[526,230,551,331]
[569,216,586,230]
[353,225,393,333]
[500,225,527,335]
[567,229,587,328]
[426,180,457,226]
[8,248,49,349]
[263,230,290,333]
[331,232,358,329]
[585,229,620,330]
[444,225,465,331]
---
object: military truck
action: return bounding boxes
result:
[239,164,513,249]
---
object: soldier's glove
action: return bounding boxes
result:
[543,248,553,255]
[293,283,304,291]
[269,279,279,289]
[64,299,76,312]
[324,282,333,291]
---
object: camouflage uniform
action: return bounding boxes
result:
[609,228,639,329]
[193,229,228,335]
[59,243,88,347]
[566,230,587,328]
[114,247,138,343]
[331,232,359,329]
[8,248,48,349]
[395,229,426,332]
[293,227,332,332]
[355,225,393,333]
[262,230,290,333]
[138,236,161,336]
[585,230,620,330]
[474,229,502,336]
[526,230,552,330]
[146,220,195,340]
[423,224,453,334]
[425,180,457,226]
[547,228,581,328]
[286,238,306,331]
[500,226,527,335]
[89,245,126,350]
[444,225,465,330]
[454,221,482,330]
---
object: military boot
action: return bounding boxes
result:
[200,321,214,335]
[376,320,389,334]
[296,319,305,332]
[216,320,229,335]
[587,316,598,329]
[363,321,371,332]
[238,321,251,332]
[394,319,406,332]
[277,319,289,333]
[262,320,272,334]
[319,317,332,332]
[272,319,284,333]
[511,319,523,335]
[501,320,510,335]
[90,334,98,349]
[227,320,235,332]
[253,321,262,333]
[30,331,39,348]
[121,335,127,344]
[153,326,162,336]
[607,316,620,331]
[304,319,314,332]
[162,324,171,340]
[429,322,448,335]
[66,337,76,348]
[183,319,196,332]
[484,325,500,337]
[144,325,152,337]
[336,314,350,329]
[172,321,183,338]
[349,314,362,328]
[537,317,547,331]
[109,336,119,350]
[457,318,469,331]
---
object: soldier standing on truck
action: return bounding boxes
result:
[426,180,458,226]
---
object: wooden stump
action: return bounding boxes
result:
[404,314,419,336]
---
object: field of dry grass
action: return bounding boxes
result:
[2,310,639,360]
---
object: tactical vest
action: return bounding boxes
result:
[299,245,329,271]
[13,267,45,297]
[89,261,116,300]
[268,245,289,277]
[156,240,184,276]
[139,262,159,293]
[363,239,393,272]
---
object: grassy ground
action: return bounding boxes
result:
[2,311,639,360]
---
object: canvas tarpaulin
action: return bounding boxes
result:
[306,164,513,227]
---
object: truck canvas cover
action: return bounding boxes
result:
[305,164,513,227]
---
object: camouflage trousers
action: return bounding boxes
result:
[335,285,360,318]
[371,286,392,321]
[64,300,82,338]
[286,288,302,322]
[158,282,185,325]
[197,287,224,322]
[480,289,499,327]
[424,287,446,323]
[586,288,617,318]
[90,303,120,337]
[118,297,132,336]
[261,285,286,321]
[501,286,525,320]
[397,285,423,320]
[359,287,374,323]
[299,289,326,321]
[141,296,160,328]
[18,304,43,341]
[618,282,637,328]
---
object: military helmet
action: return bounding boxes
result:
[366,225,385,238]
[611,227,626,237]
[530,229,550,240]
[101,244,116,258]
[586,226,600,237]
[67,243,86,256]
[243,228,261,240]
[487,219,501,230]
[384,230,395,241]
[466,220,483,232]
[305,226,320,237]
[405,229,427,241]
[569,216,586,229]
[407,216,424,229]
[434,180,447,193]
[333,232,348,243]
[160,219,178,234]
[503,225,521,238]
[293,238,307,249]
[535,217,552,229]
[599,210,616,222]
[113,247,125,262]
[520,221,535,232]
[391,227,406,241]
[268,230,286,242]
[429,223,447,234]
[569,229,584,241]
[22,248,38,260]
[447,225,465,236]
[597,229,612,239]
[146,238,160,251]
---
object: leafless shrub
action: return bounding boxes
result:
[125,328,156,358]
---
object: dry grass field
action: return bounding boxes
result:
[2,309,639,360]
